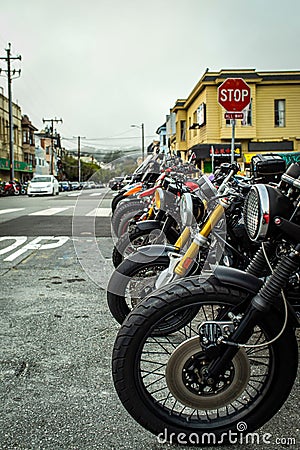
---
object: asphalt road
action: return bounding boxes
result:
[0,190,299,449]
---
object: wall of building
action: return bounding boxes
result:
[169,69,300,171]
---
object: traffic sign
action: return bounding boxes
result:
[218,78,251,112]
[224,112,244,120]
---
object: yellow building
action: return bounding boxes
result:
[169,69,300,172]
[0,91,36,181]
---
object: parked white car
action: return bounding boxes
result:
[27,175,60,196]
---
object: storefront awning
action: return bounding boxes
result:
[190,143,241,159]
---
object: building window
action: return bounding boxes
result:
[193,112,197,136]
[23,130,28,143]
[275,99,285,127]
[180,120,186,141]
[241,100,252,126]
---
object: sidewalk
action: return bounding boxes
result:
[0,238,298,449]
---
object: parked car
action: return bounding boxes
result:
[109,177,124,190]
[88,181,96,189]
[27,175,59,196]
[70,181,81,190]
[59,181,71,192]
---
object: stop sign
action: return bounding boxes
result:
[218,78,251,112]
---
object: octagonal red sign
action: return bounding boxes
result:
[218,78,251,112]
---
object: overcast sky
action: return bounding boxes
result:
[1,0,299,153]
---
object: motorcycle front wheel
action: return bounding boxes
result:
[112,225,179,268]
[107,253,170,324]
[112,276,298,445]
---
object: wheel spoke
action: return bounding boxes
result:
[137,301,272,424]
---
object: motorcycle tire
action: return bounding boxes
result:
[111,190,126,213]
[112,276,298,444]
[112,225,179,268]
[107,251,199,333]
[117,211,144,238]
[111,200,146,237]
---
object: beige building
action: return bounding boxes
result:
[0,91,36,181]
[169,69,300,172]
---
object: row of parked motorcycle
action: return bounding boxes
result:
[0,180,28,196]
[106,153,299,445]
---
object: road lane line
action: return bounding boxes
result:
[29,207,73,216]
[0,208,25,215]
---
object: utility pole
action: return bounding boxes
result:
[141,122,145,162]
[42,117,63,174]
[73,136,86,182]
[0,43,21,181]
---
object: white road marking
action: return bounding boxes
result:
[85,208,112,217]
[0,236,27,255]
[89,192,105,196]
[0,208,25,215]
[29,207,73,216]
[68,192,82,197]
[3,236,70,262]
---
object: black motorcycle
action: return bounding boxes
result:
[107,166,261,325]
[111,163,300,444]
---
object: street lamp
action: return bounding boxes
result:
[131,123,145,161]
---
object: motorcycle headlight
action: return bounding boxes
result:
[155,188,165,210]
[244,184,293,241]
[180,193,194,227]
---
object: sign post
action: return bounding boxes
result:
[218,78,251,164]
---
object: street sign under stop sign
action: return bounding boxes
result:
[218,78,251,112]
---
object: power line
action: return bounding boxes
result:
[61,135,158,141]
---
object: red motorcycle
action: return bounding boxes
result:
[4,181,21,196]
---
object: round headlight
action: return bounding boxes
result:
[244,184,293,241]
[243,185,269,241]
[180,193,194,227]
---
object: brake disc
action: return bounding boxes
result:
[165,336,250,409]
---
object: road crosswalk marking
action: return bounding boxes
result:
[0,208,25,215]
[0,206,112,217]
[68,192,81,197]
[85,208,112,217]
[89,192,105,196]
[29,207,73,216]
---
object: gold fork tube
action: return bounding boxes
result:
[199,204,225,238]
[174,204,225,277]
[174,226,191,250]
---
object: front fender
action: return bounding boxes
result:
[213,266,299,327]
[134,243,178,260]
[214,266,263,294]
[135,220,162,232]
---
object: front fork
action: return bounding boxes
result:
[155,204,226,289]
[205,245,300,380]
